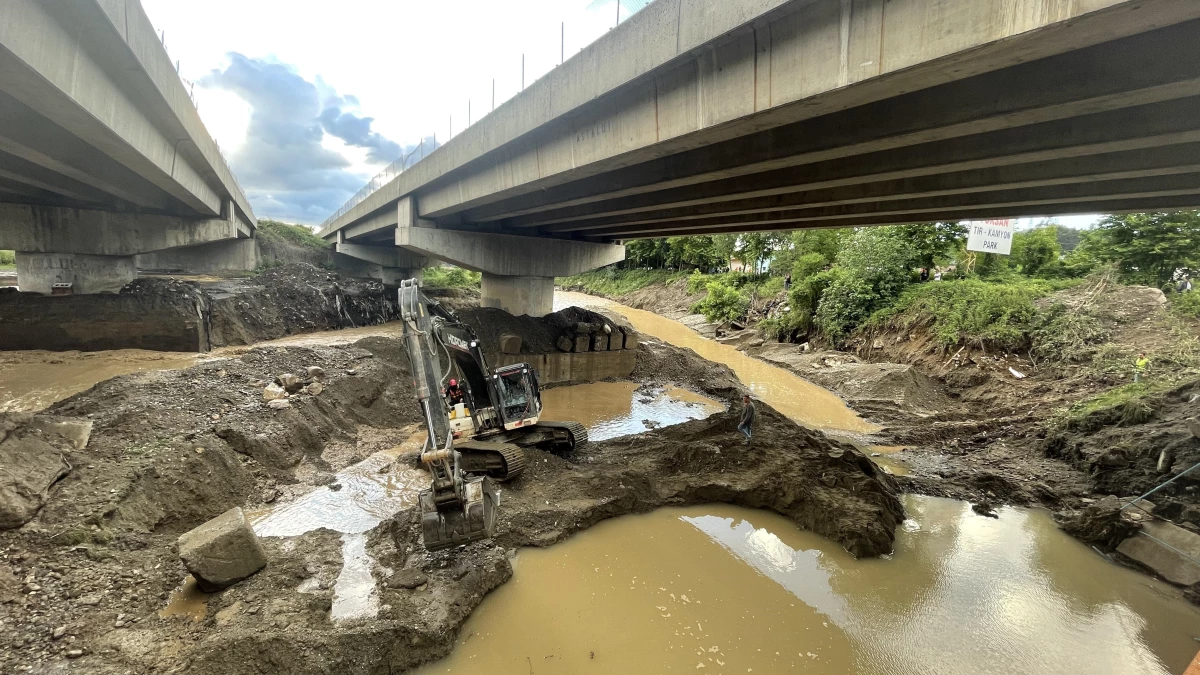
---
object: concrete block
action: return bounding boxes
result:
[621,329,639,350]
[1117,521,1200,586]
[16,252,135,294]
[573,335,591,353]
[177,507,268,592]
[555,335,574,352]
[26,417,92,450]
[500,334,523,355]
[592,334,610,352]
[0,431,71,530]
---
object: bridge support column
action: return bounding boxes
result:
[136,238,258,275]
[15,252,136,294]
[481,274,554,317]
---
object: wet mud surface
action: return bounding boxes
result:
[0,331,903,674]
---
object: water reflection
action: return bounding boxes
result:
[412,496,1200,675]
[540,382,724,442]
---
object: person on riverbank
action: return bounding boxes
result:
[1135,353,1150,383]
[738,394,756,446]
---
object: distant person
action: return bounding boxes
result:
[738,394,756,446]
[920,268,930,282]
[1178,275,1193,293]
[1135,353,1150,383]
[934,269,943,282]
[784,273,792,291]
[445,378,464,406]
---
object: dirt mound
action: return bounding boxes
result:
[457,306,624,358]
[205,264,396,347]
[0,336,904,674]
[616,277,701,319]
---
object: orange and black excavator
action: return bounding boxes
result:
[397,279,588,551]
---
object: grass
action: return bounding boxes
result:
[558,268,687,297]
[0,250,13,268]
[1053,378,1189,432]
[256,219,332,251]
[423,266,481,288]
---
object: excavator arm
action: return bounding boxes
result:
[397,279,498,551]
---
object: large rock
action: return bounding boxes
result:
[0,419,72,529]
[1117,520,1200,586]
[177,507,268,591]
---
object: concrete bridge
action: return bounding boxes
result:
[320,0,1200,316]
[0,0,256,293]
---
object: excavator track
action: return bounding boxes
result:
[534,420,589,453]
[456,440,526,482]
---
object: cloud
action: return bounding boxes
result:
[200,53,421,225]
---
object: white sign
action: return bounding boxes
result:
[967,219,1014,255]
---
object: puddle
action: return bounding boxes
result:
[159,576,209,622]
[411,495,1200,675]
[540,382,724,442]
[0,349,199,413]
[555,291,877,437]
[867,445,911,476]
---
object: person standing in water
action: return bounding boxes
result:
[738,394,756,446]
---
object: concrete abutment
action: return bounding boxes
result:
[15,252,136,294]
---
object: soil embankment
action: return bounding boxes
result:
[0,264,396,353]
[0,327,902,673]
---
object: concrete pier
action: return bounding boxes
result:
[481,274,554,317]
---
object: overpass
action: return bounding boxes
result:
[320,0,1200,316]
[0,0,256,293]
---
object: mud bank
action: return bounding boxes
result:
[0,332,902,674]
[0,264,396,353]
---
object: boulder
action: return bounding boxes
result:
[177,507,268,591]
[306,366,325,379]
[386,568,429,590]
[0,428,71,529]
[499,334,523,355]
[262,384,287,401]
[555,335,574,353]
[303,382,324,396]
[1055,495,1137,548]
[277,373,304,394]
[26,417,92,450]
[267,399,292,410]
[0,567,18,603]
[1117,520,1200,586]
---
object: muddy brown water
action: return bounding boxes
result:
[554,291,877,437]
[0,349,200,413]
[540,381,725,442]
[413,496,1200,675]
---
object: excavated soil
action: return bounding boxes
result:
[0,332,903,674]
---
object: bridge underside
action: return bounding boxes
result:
[436,21,1200,242]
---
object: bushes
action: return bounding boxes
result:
[866,278,1060,349]
[1170,291,1200,319]
[0,250,13,267]
[423,266,480,289]
[691,280,749,323]
[1029,303,1112,363]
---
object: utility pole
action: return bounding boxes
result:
[616,0,620,27]
[521,54,525,91]
[468,100,471,127]
[561,22,564,64]
[492,79,495,111]
[449,114,452,139]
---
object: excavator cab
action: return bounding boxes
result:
[492,364,541,429]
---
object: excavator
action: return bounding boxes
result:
[397,279,589,551]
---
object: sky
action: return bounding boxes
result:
[142,0,634,225]
[141,0,1099,230]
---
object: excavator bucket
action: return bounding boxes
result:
[419,476,499,551]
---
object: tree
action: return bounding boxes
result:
[1056,226,1084,252]
[712,234,738,271]
[894,222,969,269]
[1081,211,1200,285]
[815,227,918,338]
[1012,226,1061,276]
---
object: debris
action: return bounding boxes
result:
[277,373,304,394]
[1008,367,1026,379]
[267,399,292,410]
[386,569,429,590]
[306,366,325,379]
[177,507,268,592]
[972,502,999,518]
[1116,521,1200,586]
[500,334,523,355]
[262,384,287,401]
[0,422,72,529]
[303,382,324,396]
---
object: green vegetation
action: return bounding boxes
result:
[256,219,332,251]
[0,250,13,268]
[1170,290,1200,319]
[422,266,481,289]
[560,268,685,297]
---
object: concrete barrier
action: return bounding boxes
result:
[494,349,636,385]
